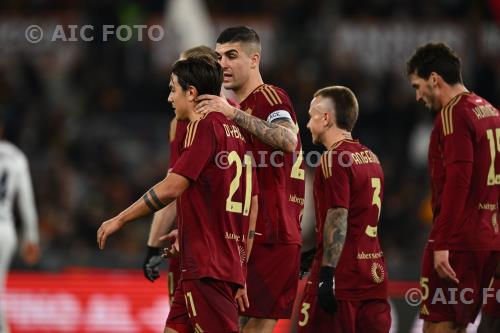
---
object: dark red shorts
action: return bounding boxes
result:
[296,278,338,333]
[482,278,500,318]
[420,249,499,326]
[336,299,391,333]
[167,257,181,302]
[165,278,239,333]
[244,243,301,319]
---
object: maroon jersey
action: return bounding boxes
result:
[168,100,238,169]
[428,92,500,251]
[239,84,305,244]
[171,112,257,287]
[312,140,388,301]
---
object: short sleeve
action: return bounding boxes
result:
[171,119,215,182]
[442,106,473,164]
[322,151,350,209]
[257,85,294,123]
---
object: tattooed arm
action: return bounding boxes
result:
[322,207,348,268]
[317,207,347,313]
[232,110,298,153]
[97,173,189,249]
[195,95,298,153]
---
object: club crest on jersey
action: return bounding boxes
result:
[371,262,385,284]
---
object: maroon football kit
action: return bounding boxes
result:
[298,140,390,333]
[239,84,305,318]
[420,92,500,325]
[165,112,257,332]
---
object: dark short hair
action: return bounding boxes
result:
[314,86,359,132]
[171,56,223,96]
[406,42,462,84]
[180,45,218,62]
[216,26,260,47]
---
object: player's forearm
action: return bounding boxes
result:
[322,207,348,268]
[232,108,297,153]
[246,195,258,259]
[147,201,177,247]
[117,176,185,225]
[432,161,472,250]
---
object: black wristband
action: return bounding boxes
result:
[146,246,161,257]
[320,266,335,281]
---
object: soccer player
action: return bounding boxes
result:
[406,42,500,333]
[97,56,258,333]
[142,46,219,305]
[299,86,391,332]
[0,112,39,333]
[195,26,305,333]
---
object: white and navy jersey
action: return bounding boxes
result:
[0,140,38,243]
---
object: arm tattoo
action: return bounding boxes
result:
[232,108,298,152]
[143,189,166,212]
[248,230,256,239]
[322,207,348,268]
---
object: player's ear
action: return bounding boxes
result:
[429,72,439,86]
[250,52,260,69]
[187,85,198,102]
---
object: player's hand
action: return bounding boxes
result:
[97,217,124,250]
[433,250,459,284]
[317,266,338,313]
[21,241,40,265]
[143,246,162,282]
[160,229,179,258]
[235,284,250,312]
[299,247,316,279]
[195,95,236,119]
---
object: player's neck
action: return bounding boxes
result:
[440,84,468,109]
[323,130,352,150]
[187,110,203,122]
[234,73,264,102]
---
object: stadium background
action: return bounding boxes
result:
[2,0,499,332]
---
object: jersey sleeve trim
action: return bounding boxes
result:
[321,152,332,178]
[183,115,208,148]
[257,85,283,106]
[441,96,462,136]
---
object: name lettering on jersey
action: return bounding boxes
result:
[351,150,380,166]
[222,124,246,143]
[472,105,498,120]
[289,194,305,206]
[357,251,384,260]
[478,202,498,211]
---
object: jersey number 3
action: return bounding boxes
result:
[366,177,381,238]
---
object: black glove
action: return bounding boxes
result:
[143,246,162,282]
[299,247,317,279]
[317,266,338,313]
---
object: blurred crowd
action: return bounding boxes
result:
[2,0,499,280]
